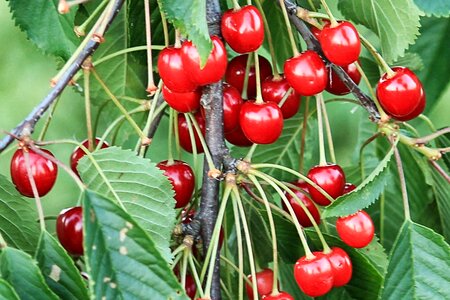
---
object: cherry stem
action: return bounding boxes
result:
[74,0,109,36]
[184,113,199,173]
[418,114,437,132]
[167,109,175,164]
[316,94,328,166]
[429,160,450,184]
[359,35,395,78]
[391,138,411,221]
[180,247,189,294]
[187,250,205,298]
[319,95,336,164]
[379,192,386,244]
[175,29,182,48]
[244,143,258,162]
[172,244,187,257]
[414,127,450,145]
[402,122,420,137]
[220,255,253,287]
[241,54,253,99]
[187,113,217,172]
[299,96,310,173]
[232,0,241,10]
[230,197,245,300]
[174,111,182,159]
[278,87,294,108]
[319,0,338,26]
[359,132,381,180]
[254,52,264,103]
[82,62,94,152]
[279,0,299,56]
[38,96,61,142]
[157,1,169,47]
[144,0,157,95]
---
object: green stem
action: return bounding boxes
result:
[254,53,264,103]
[316,94,327,166]
[230,198,244,300]
[242,54,253,100]
[379,192,385,244]
[278,87,294,108]
[418,114,437,132]
[319,95,336,164]
[74,0,109,36]
[167,109,175,163]
[92,45,165,68]
[244,144,258,162]
[144,0,157,93]
[319,0,337,26]
[187,113,216,171]
[360,35,395,78]
[279,0,299,56]
[232,0,240,9]
[83,66,94,151]
[184,114,199,173]
[392,141,411,221]
[24,151,46,232]
[299,96,310,173]
[220,255,253,286]
[38,96,61,141]
[157,0,169,47]
[187,251,205,298]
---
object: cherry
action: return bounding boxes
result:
[225,125,253,147]
[282,181,320,227]
[221,5,264,53]
[11,147,58,198]
[326,62,362,95]
[336,210,374,248]
[376,67,424,119]
[157,160,195,209]
[307,164,346,206]
[157,46,197,92]
[181,36,228,86]
[262,292,294,300]
[240,101,284,144]
[320,21,361,66]
[177,112,205,153]
[294,252,334,297]
[225,54,272,99]
[343,182,356,194]
[395,91,426,121]
[246,268,274,299]
[184,274,196,299]
[223,83,244,133]
[284,50,327,96]
[262,75,301,119]
[56,206,83,256]
[325,247,352,287]
[70,138,109,177]
[162,85,201,113]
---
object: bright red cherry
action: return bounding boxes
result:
[336,210,374,248]
[11,147,58,198]
[157,46,197,92]
[246,268,274,299]
[221,5,264,53]
[223,83,244,133]
[225,125,253,147]
[376,67,424,119]
[320,21,361,66]
[282,181,320,227]
[395,91,426,121]
[294,252,334,297]
[225,54,272,99]
[326,62,362,95]
[262,291,294,300]
[284,50,327,96]
[157,160,195,208]
[343,182,356,194]
[307,164,346,206]
[70,138,109,177]
[56,206,83,256]
[325,247,352,287]
[262,75,301,119]
[181,36,227,86]
[162,85,201,113]
[240,101,283,144]
[177,112,205,153]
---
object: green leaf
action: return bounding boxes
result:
[0,279,19,300]
[0,174,40,254]
[0,247,58,300]
[436,131,450,171]
[393,52,424,71]
[7,0,78,60]
[83,190,187,300]
[338,0,423,63]
[380,220,450,299]
[35,231,89,300]
[78,147,176,262]
[413,0,450,17]
[431,165,450,241]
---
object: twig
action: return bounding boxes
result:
[414,127,450,145]
[429,160,450,184]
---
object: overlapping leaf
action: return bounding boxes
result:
[0,279,19,300]
[413,0,450,17]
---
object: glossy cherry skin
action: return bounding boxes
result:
[223,83,244,133]
[307,164,346,206]
[157,46,197,92]
[284,50,327,96]
[157,160,195,208]
[70,138,109,177]
[56,206,83,256]
[162,85,201,113]
[246,268,274,299]
[225,125,253,147]
[294,252,334,297]
[343,182,356,194]
[376,67,424,118]
[395,92,426,121]
[320,21,361,66]
[240,101,284,144]
[177,112,205,153]
[262,292,294,300]
[282,181,320,227]
[326,247,353,287]
[185,274,196,299]
[326,62,362,95]
[225,54,272,99]
[336,210,375,248]
[221,5,264,53]
[11,148,58,198]
[262,75,301,119]
[181,36,227,86]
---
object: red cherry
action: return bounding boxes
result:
[336,210,374,248]
[262,291,294,300]
[376,67,424,119]
[320,21,361,66]
[240,101,284,144]
[184,274,197,299]
[326,62,362,95]
[343,182,356,194]
[246,268,274,299]
[70,138,109,177]
[225,54,272,99]
[181,36,227,86]
[294,252,334,297]
[157,160,195,208]
[162,85,201,113]
[282,182,320,227]
[221,5,264,53]
[262,75,301,119]
[284,50,327,96]
[157,47,197,92]
[394,91,426,121]
[11,147,58,198]
[223,83,244,133]
[225,125,253,147]
[325,247,352,287]
[307,164,346,206]
[311,26,322,39]
[56,206,83,256]
[177,112,205,153]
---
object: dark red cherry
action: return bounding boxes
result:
[70,138,109,177]
[157,46,197,92]
[294,252,334,297]
[343,182,356,194]
[246,268,274,299]
[326,62,362,95]
[184,274,196,299]
[225,54,272,99]
[11,147,58,198]
[262,75,301,119]
[223,83,244,133]
[181,36,228,86]
[239,101,284,144]
[282,181,320,227]
[320,21,361,66]
[225,125,253,147]
[325,247,352,287]
[307,164,346,206]
[395,91,426,121]
[177,112,205,153]
[157,160,195,208]
[221,5,264,53]
[262,292,294,300]
[336,210,374,248]
[56,206,83,256]
[284,50,327,96]
[162,85,201,113]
